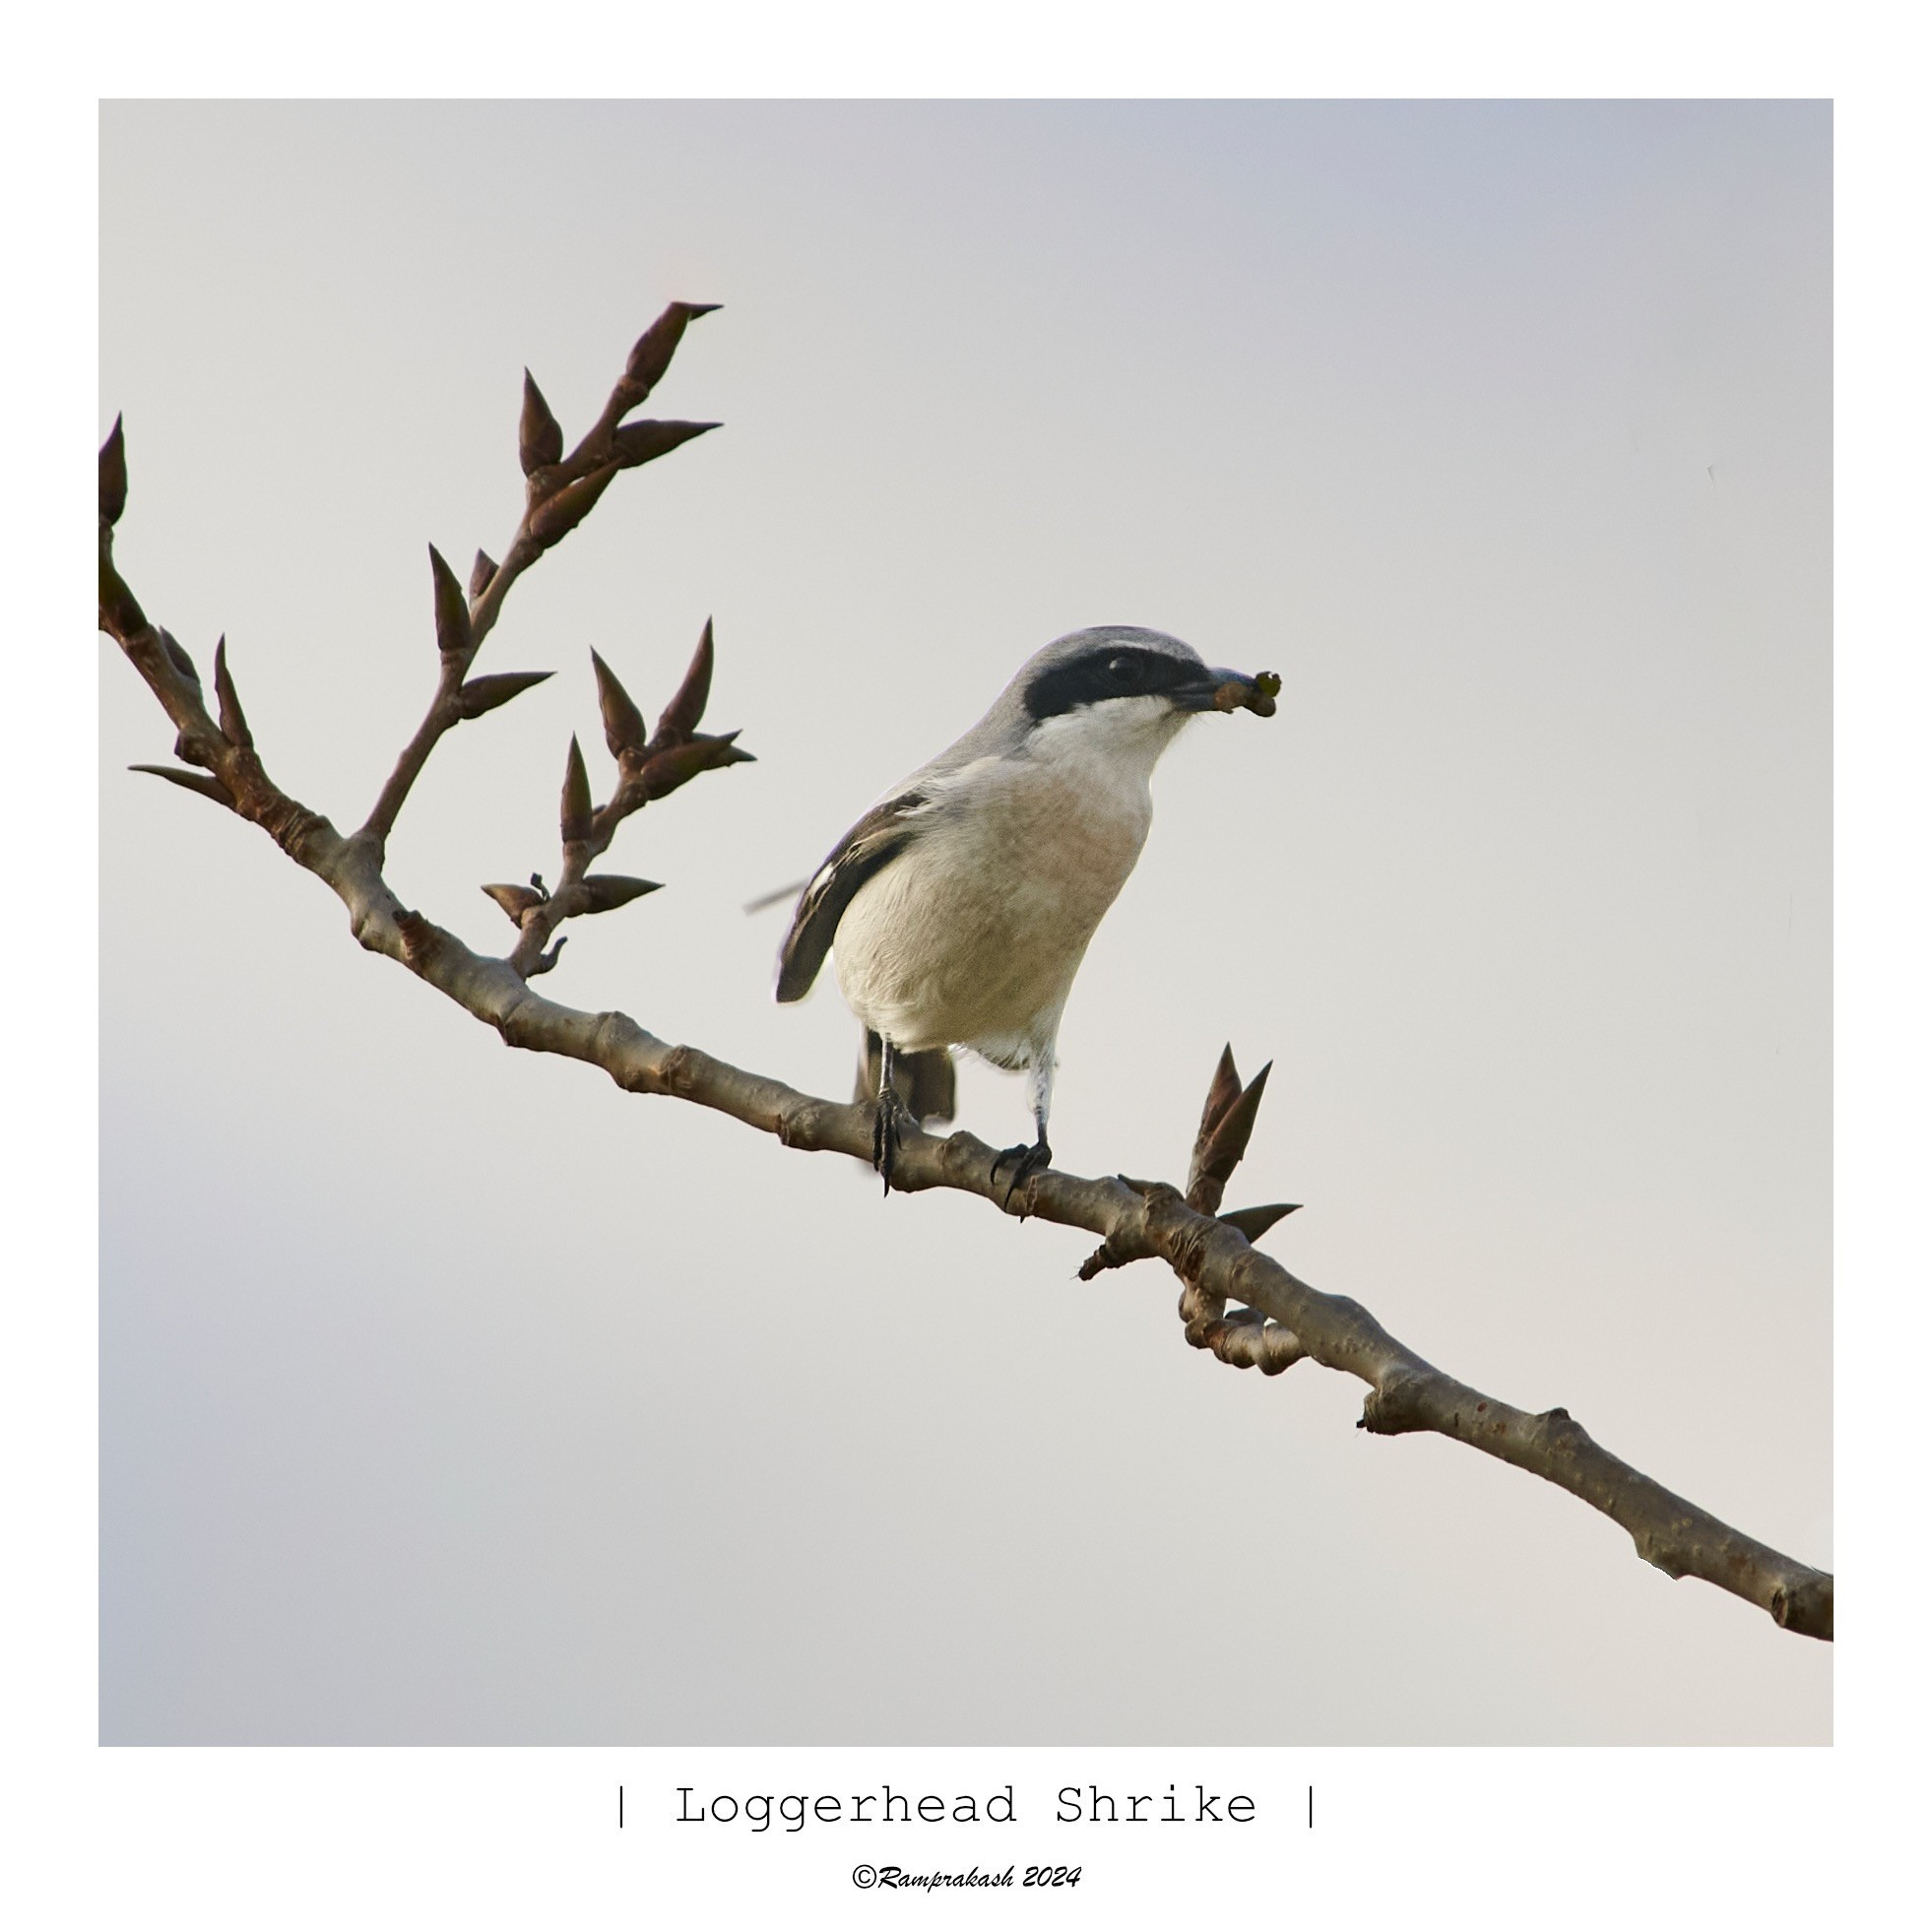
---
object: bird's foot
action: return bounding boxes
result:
[871,1092,909,1195]
[990,1136,1054,1215]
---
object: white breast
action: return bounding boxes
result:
[833,698,1187,1063]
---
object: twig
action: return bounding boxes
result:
[355,302,722,855]
[485,626,754,980]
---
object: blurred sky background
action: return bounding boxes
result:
[98,99,1830,1744]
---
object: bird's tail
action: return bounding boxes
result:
[857,1030,956,1126]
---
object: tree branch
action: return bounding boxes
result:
[97,321,1833,1647]
[481,626,753,981]
[354,303,722,856]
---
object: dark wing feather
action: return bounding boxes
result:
[774,789,929,1001]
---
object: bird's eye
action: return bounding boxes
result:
[1107,655,1139,684]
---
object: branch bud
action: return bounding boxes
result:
[482,881,545,926]
[622,300,721,401]
[609,419,719,470]
[560,735,593,844]
[527,465,617,551]
[1187,1048,1271,1213]
[633,730,753,803]
[1076,1241,1130,1281]
[1218,1203,1300,1243]
[453,671,552,720]
[213,635,253,748]
[590,650,647,759]
[1200,1066,1270,1190]
[519,369,564,477]
[428,544,474,661]
[656,617,716,742]
[159,628,202,691]
[469,548,498,599]
[98,552,147,637]
[130,763,234,807]
[99,416,128,527]
[1195,1046,1241,1151]
[583,874,664,913]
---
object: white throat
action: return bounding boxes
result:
[1021,694,1194,789]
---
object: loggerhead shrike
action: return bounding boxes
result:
[776,626,1276,1197]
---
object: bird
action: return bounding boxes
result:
[775,625,1276,1200]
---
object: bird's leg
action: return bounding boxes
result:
[990,1057,1056,1214]
[871,1036,908,1195]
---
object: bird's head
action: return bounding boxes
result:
[1010,626,1277,764]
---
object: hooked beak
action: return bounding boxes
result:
[1174,667,1281,717]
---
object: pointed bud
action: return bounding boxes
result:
[130,763,234,807]
[99,416,128,527]
[1218,1203,1300,1243]
[634,730,753,803]
[469,548,498,599]
[482,881,545,926]
[519,369,564,477]
[453,671,552,720]
[428,545,473,660]
[609,419,719,470]
[583,874,664,914]
[560,735,593,843]
[1195,1063,1271,1193]
[213,636,253,748]
[1187,1052,1272,1214]
[1213,1063,1271,1164]
[528,464,617,550]
[1187,1046,1242,1205]
[657,618,715,741]
[98,553,147,637]
[159,628,202,690]
[1196,1045,1242,1149]
[590,650,647,758]
[623,300,721,401]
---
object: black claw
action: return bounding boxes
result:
[990,1137,1054,1215]
[872,1094,904,1195]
